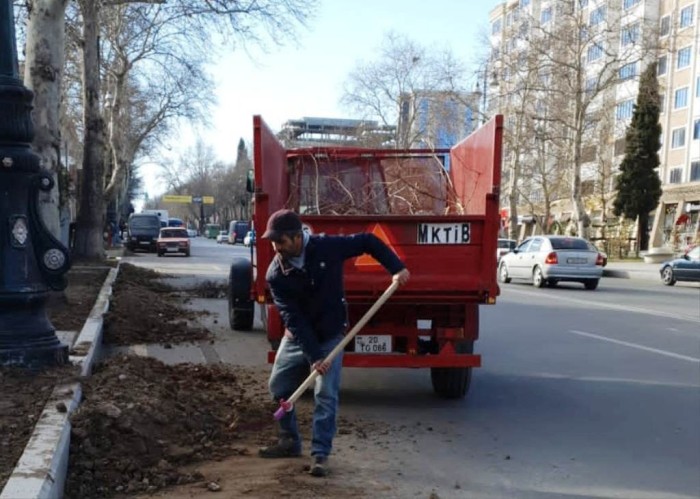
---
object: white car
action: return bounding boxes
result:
[186,228,198,238]
[498,235,605,290]
[216,230,229,244]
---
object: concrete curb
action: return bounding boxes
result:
[1,263,120,499]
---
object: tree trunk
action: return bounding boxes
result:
[23,0,69,241]
[571,121,589,239]
[638,213,649,252]
[73,0,105,260]
[508,153,520,241]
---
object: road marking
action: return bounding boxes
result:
[569,329,700,364]
[505,288,700,324]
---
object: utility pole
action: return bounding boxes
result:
[0,0,71,367]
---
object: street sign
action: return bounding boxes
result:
[163,195,192,203]
[192,196,203,204]
[203,196,215,205]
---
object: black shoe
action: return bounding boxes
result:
[258,439,301,458]
[309,455,329,477]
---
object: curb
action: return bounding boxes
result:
[1,264,120,499]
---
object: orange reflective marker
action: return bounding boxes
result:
[355,224,404,267]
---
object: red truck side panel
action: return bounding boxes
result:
[253,115,289,298]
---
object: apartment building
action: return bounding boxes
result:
[488,0,700,249]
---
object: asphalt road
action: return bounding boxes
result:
[122,237,700,499]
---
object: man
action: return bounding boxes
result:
[259,209,409,477]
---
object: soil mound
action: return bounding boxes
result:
[104,263,210,345]
[65,355,276,498]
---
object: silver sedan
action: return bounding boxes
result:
[498,235,605,290]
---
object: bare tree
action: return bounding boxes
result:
[22,0,316,259]
[342,32,471,149]
[23,0,70,239]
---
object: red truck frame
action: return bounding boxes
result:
[228,115,503,398]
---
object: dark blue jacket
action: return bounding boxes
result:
[266,233,405,363]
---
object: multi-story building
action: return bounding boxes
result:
[488,0,700,250]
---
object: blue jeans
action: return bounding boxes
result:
[268,334,344,457]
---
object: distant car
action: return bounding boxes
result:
[168,218,184,227]
[660,245,700,285]
[186,228,198,238]
[228,220,251,245]
[497,238,517,263]
[243,230,256,247]
[216,230,229,244]
[156,228,190,257]
[498,235,605,290]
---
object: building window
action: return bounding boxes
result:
[579,0,588,8]
[669,168,683,184]
[691,161,700,181]
[587,43,604,62]
[590,6,606,26]
[492,18,502,34]
[520,0,530,7]
[660,15,671,36]
[658,55,667,75]
[619,62,638,80]
[506,12,513,26]
[623,0,640,9]
[677,46,692,69]
[616,100,634,120]
[621,23,639,46]
[671,128,686,148]
[585,76,596,94]
[675,87,689,109]
[541,7,552,23]
[660,93,666,113]
[680,5,694,28]
[694,120,700,140]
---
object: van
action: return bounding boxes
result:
[127,213,161,252]
[228,220,251,245]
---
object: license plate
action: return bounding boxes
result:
[417,223,470,244]
[139,241,150,245]
[354,335,391,353]
[567,257,587,264]
[166,247,178,252]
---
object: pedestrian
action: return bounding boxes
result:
[258,209,409,477]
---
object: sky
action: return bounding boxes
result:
[144,0,501,196]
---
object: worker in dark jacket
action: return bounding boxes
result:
[258,209,409,477]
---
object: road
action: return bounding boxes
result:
[123,237,700,499]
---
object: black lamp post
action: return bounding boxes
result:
[0,0,71,367]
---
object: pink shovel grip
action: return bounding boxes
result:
[273,399,293,420]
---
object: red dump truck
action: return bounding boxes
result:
[227,115,503,398]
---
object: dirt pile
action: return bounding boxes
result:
[0,364,79,490]
[103,263,211,345]
[65,355,279,498]
[48,266,110,331]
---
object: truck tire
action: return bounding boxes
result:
[228,258,254,331]
[431,341,473,399]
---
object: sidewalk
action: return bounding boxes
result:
[603,260,661,282]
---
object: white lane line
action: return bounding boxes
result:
[569,329,700,364]
[505,288,700,324]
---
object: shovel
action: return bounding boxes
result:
[273,279,400,420]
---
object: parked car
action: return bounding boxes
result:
[216,230,229,244]
[497,238,517,263]
[228,220,251,245]
[186,228,198,238]
[498,235,605,290]
[168,217,184,227]
[156,227,190,257]
[243,229,256,247]
[660,245,700,285]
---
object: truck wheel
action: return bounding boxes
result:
[228,258,254,331]
[431,341,473,399]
